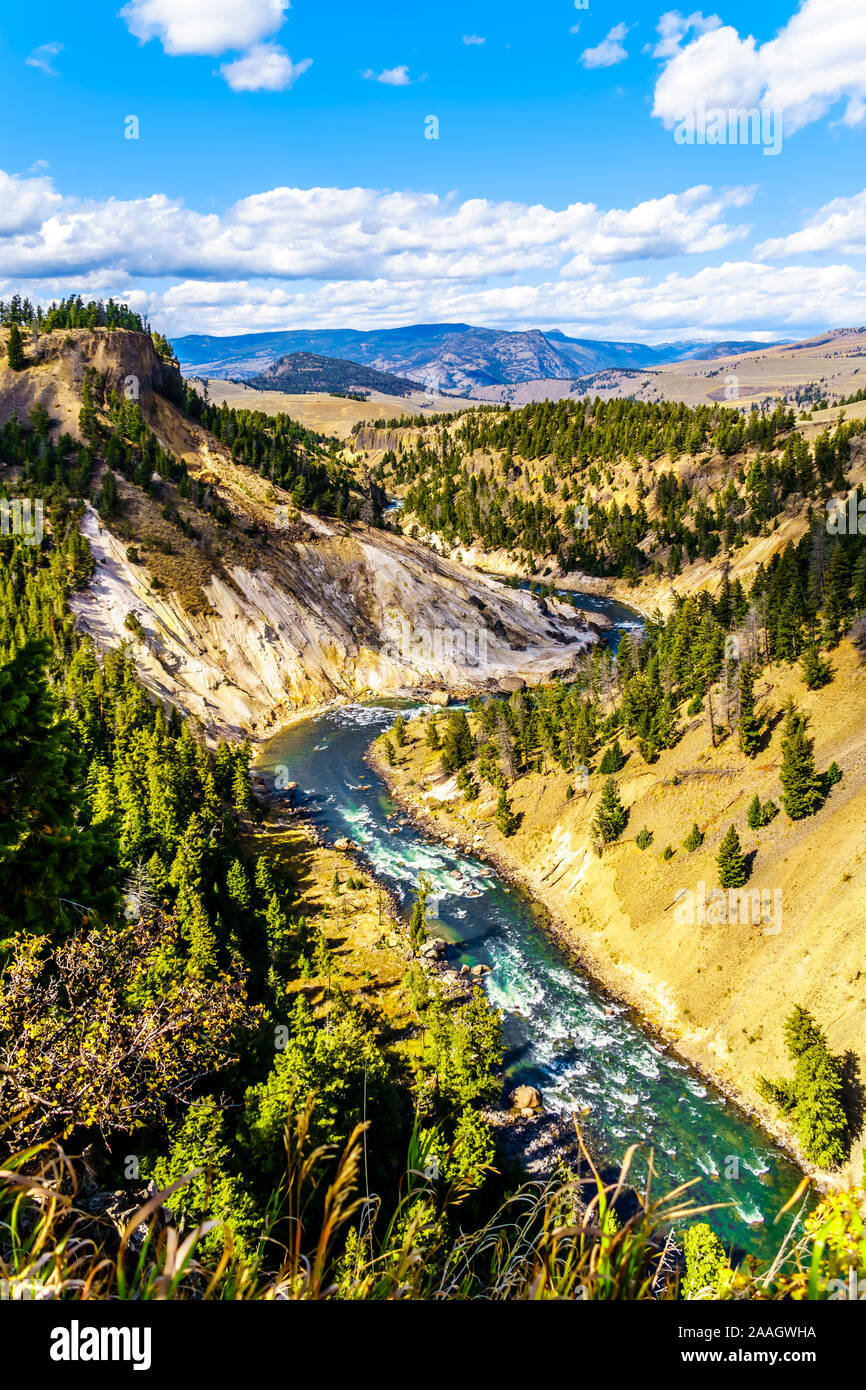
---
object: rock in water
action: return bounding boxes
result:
[510,1084,543,1112]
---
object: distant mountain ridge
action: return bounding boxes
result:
[248,351,422,397]
[176,323,781,396]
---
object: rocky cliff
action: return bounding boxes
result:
[71,504,595,739]
[0,326,595,738]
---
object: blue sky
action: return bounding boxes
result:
[1,0,866,340]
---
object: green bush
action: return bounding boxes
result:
[683,822,704,852]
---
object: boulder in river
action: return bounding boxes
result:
[427,689,450,707]
[510,1085,543,1113]
[333,837,357,852]
[498,676,526,693]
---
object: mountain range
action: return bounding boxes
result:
[176,323,778,397]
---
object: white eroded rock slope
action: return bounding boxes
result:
[71,506,596,739]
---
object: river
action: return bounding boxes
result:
[256,592,810,1265]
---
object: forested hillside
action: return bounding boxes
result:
[362,395,866,590]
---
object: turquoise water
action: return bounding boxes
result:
[257,604,810,1264]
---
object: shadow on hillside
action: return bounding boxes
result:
[756,706,785,755]
[841,1050,866,1149]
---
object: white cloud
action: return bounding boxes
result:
[119,0,290,57]
[220,43,311,91]
[26,42,63,75]
[116,260,866,340]
[0,175,753,283]
[650,11,720,60]
[653,0,866,136]
[361,65,412,85]
[0,171,62,235]
[462,34,485,46]
[756,189,866,259]
[580,22,630,70]
[3,167,861,340]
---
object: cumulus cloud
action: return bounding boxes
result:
[104,260,866,340]
[119,0,290,56]
[0,175,753,283]
[2,167,858,339]
[650,11,721,60]
[26,42,63,75]
[756,188,866,259]
[220,43,311,91]
[0,170,62,235]
[652,0,866,136]
[462,34,485,46]
[361,65,412,85]
[580,23,630,70]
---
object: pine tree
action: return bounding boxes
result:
[231,756,252,813]
[716,824,747,888]
[737,662,761,758]
[78,369,99,440]
[254,855,277,904]
[226,857,251,910]
[783,1004,825,1060]
[6,321,24,371]
[598,738,625,774]
[779,702,822,820]
[393,713,407,747]
[761,1008,850,1169]
[799,644,832,690]
[793,1045,848,1168]
[495,789,518,837]
[408,875,430,950]
[183,891,220,977]
[592,778,627,844]
[264,891,292,967]
[441,710,474,773]
[746,793,763,830]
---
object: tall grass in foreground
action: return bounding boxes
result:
[1,1104,862,1300]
